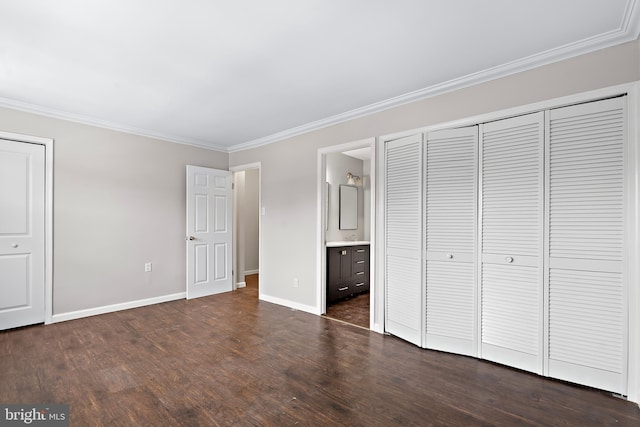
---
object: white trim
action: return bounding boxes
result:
[229,162,262,172]
[380,83,639,143]
[627,82,640,405]
[0,97,228,153]
[229,162,262,295]
[0,130,54,325]
[236,282,247,289]
[244,269,259,275]
[259,294,319,316]
[374,136,385,334]
[622,0,640,36]
[317,138,377,331]
[51,292,186,323]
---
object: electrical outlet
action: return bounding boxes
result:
[293,277,299,288]
[144,262,152,272]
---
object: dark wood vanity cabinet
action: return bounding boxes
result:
[326,245,369,304]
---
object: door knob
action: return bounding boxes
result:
[447,253,453,259]
[186,236,196,241]
[11,243,18,248]
[505,256,514,263]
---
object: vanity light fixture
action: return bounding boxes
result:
[346,172,361,186]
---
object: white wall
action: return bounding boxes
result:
[325,152,364,242]
[0,107,228,315]
[229,39,640,312]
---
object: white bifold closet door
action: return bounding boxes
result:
[546,97,627,394]
[385,134,424,346]
[480,112,544,374]
[425,127,477,356]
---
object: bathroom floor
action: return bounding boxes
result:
[324,292,370,329]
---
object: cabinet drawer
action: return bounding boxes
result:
[352,268,367,278]
[352,258,368,274]
[353,280,369,293]
[352,246,369,262]
[328,283,352,303]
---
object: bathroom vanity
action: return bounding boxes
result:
[326,242,370,304]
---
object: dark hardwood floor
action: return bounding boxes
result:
[325,293,370,329]
[1,282,639,426]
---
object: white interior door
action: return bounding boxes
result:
[425,126,478,356]
[0,139,45,330]
[384,134,424,346]
[480,112,544,374]
[186,165,232,299]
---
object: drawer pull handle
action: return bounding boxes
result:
[505,256,514,263]
[355,283,365,287]
[356,272,365,275]
[447,253,453,259]
[341,250,347,255]
[356,249,365,253]
[356,260,365,264]
[338,287,349,291]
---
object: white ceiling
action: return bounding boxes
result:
[1,1,638,152]
[343,148,371,161]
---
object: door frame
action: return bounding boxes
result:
[230,162,262,295]
[0,130,53,325]
[317,138,379,331]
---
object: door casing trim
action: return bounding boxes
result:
[0,130,53,324]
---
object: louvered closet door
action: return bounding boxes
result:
[546,97,627,394]
[425,127,477,356]
[481,112,544,374]
[385,134,424,346]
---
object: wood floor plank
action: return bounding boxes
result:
[1,283,639,426]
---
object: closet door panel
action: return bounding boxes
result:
[385,134,423,346]
[426,261,475,354]
[481,112,544,374]
[481,263,540,370]
[425,127,477,356]
[547,96,626,394]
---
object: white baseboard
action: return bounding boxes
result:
[259,293,320,315]
[244,269,259,275]
[51,292,186,323]
[236,282,246,289]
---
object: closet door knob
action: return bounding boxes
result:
[505,256,514,263]
[447,253,453,259]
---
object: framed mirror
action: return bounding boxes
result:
[339,184,358,230]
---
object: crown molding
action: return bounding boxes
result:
[1,0,638,155]
[0,96,228,153]
[229,0,640,153]
[623,0,640,35]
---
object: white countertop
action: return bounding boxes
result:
[325,241,370,247]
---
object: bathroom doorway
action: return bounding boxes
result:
[318,138,380,331]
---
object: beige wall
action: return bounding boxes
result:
[240,169,260,273]
[325,152,365,242]
[229,39,640,310]
[0,107,228,315]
